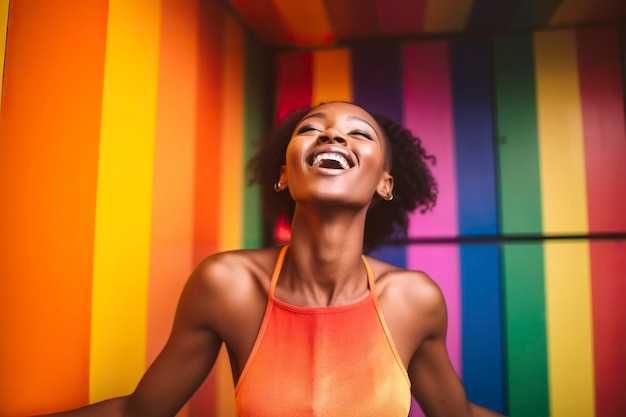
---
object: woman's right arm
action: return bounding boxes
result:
[40,258,227,417]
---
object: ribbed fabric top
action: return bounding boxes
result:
[235,245,411,417]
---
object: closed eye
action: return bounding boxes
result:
[350,130,373,140]
[296,125,321,134]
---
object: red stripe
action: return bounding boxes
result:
[577,26,626,232]
[188,0,226,414]
[321,0,379,42]
[0,0,108,414]
[276,52,313,121]
[577,25,626,417]
[375,0,426,35]
[588,241,626,417]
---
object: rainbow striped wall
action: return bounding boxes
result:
[275,26,626,417]
[0,1,271,416]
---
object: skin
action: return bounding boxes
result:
[39,102,504,417]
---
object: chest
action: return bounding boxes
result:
[234,299,412,417]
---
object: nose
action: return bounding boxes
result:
[318,129,347,145]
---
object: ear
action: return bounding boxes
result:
[376,171,394,200]
[278,165,288,190]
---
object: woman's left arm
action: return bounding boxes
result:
[407,277,505,417]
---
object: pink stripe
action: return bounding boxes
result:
[403,42,461,387]
[402,41,458,238]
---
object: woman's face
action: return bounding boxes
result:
[280,102,393,209]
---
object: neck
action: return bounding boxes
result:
[278,205,370,307]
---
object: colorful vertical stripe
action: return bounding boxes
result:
[576,26,626,417]
[1,0,273,416]
[352,42,406,268]
[402,41,462,381]
[273,24,625,417]
[89,0,161,401]
[2,1,626,416]
[534,30,595,416]
[0,1,108,414]
[450,37,503,413]
[493,33,549,417]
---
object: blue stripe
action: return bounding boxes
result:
[352,42,406,268]
[460,244,505,412]
[450,38,499,236]
[450,38,504,412]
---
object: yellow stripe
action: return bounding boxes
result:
[217,13,243,417]
[312,49,352,105]
[543,242,595,417]
[219,14,243,253]
[534,30,589,235]
[423,0,473,33]
[0,0,10,112]
[534,30,595,417]
[90,0,161,401]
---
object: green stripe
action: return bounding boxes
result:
[493,33,543,235]
[502,243,550,417]
[493,34,549,417]
[242,32,274,248]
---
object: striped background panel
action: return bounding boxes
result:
[2,0,625,415]
[273,25,625,417]
[492,33,549,417]
[0,1,108,414]
[0,1,271,416]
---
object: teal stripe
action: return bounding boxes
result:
[493,34,549,417]
[242,32,274,248]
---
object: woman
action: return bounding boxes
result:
[42,102,503,416]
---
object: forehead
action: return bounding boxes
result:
[303,102,379,128]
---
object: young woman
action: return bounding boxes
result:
[42,101,504,417]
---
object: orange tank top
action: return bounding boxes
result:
[235,245,411,417]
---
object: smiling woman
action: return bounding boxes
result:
[249,102,437,252]
[36,102,504,417]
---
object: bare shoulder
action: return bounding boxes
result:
[179,246,283,335]
[365,256,445,317]
[189,246,283,294]
[364,256,448,364]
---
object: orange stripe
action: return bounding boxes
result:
[271,0,334,46]
[187,0,226,414]
[312,49,352,105]
[0,1,108,414]
[147,3,197,417]
[216,11,244,417]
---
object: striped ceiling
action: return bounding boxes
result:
[226,0,626,48]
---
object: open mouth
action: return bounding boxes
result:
[307,148,355,170]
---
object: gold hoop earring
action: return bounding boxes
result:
[274,181,283,192]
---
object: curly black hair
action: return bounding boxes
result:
[247,103,438,251]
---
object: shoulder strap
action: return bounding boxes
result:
[268,244,289,298]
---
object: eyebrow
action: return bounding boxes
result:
[300,112,378,132]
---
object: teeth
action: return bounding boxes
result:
[312,152,350,169]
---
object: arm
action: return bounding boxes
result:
[40,258,227,417]
[408,279,506,417]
